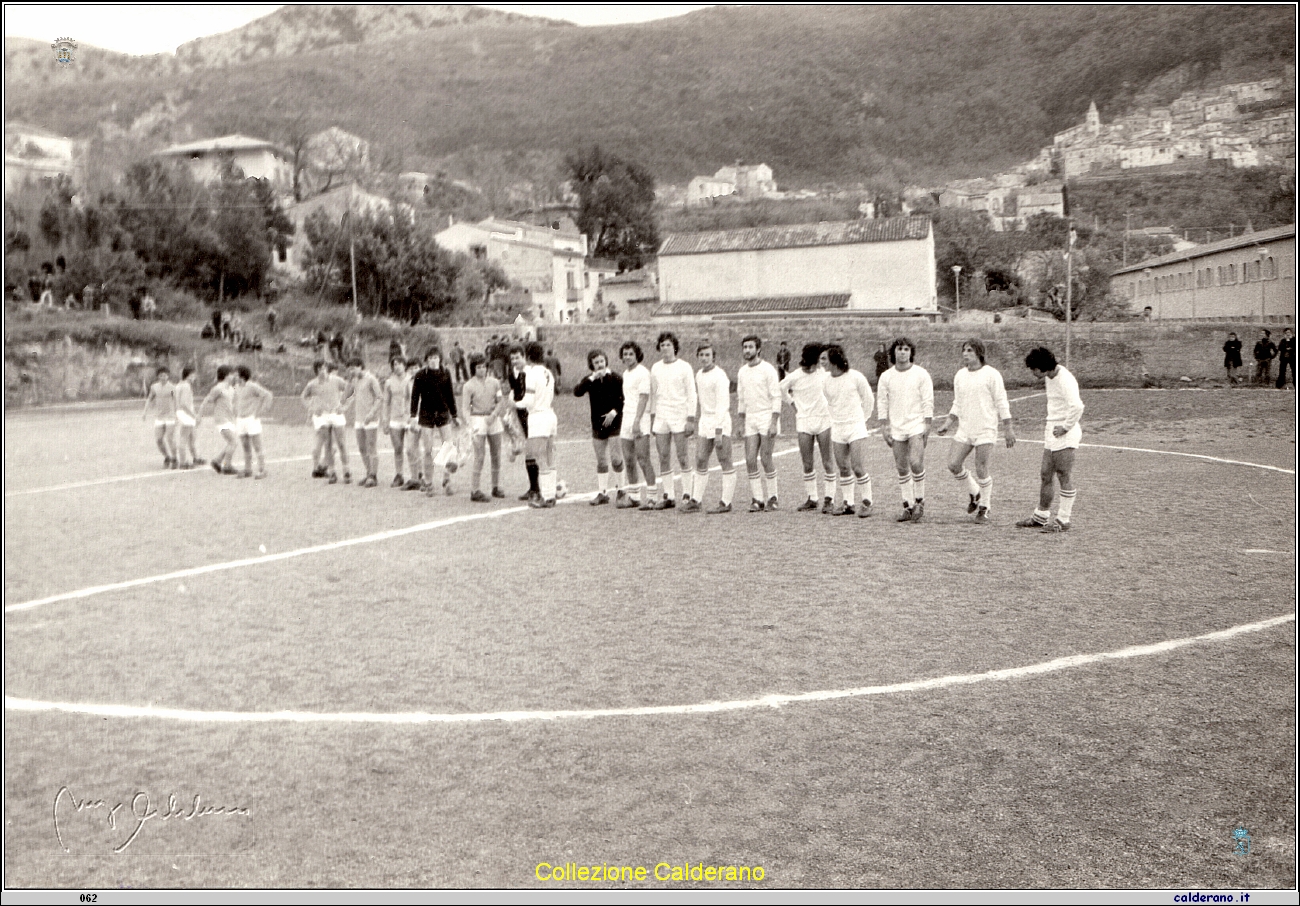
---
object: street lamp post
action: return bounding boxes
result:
[1258,250,1267,319]
[952,265,962,313]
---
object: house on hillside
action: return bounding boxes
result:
[687,175,736,206]
[435,217,589,322]
[1110,224,1295,321]
[4,122,77,194]
[655,215,937,320]
[154,134,293,194]
[279,183,392,276]
[714,162,776,197]
[600,266,659,321]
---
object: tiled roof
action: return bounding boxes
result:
[652,293,851,317]
[659,215,931,256]
[1111,223,1295,275]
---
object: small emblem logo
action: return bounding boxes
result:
[51,37,77,65]
[1232,825,1251,856]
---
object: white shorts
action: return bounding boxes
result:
[831,421,869,445]
[797,415,832,437]
[470,414,504,437]
[389,420,409,433]
[356,421,380,432]
[619,411,652,441]
[236,416,262,437]
[953,428,997,448]
[154,418,176,428]
[743,412,779,437]
[216,422,236,435]
[651,410,689,434]
[526,409,557,439]
[1044,423,1082,452]
[176,411,196,428]
[313,413,347,430]
[697,413,732,439]
[889,428,927,442]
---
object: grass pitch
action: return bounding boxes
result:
[4,388,1295,889]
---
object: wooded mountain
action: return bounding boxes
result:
[6,5,1294,186]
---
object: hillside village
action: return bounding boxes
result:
[4,12,1295,334]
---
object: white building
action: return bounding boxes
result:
[154,134,293,194]
[280,183,392,275]
[656,215,936,319]
[4,122,77,194]
[435,217,590,322]
[686,175,736,206]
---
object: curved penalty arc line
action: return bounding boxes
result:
[5,614,1293,725]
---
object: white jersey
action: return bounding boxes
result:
[950,365,1011,439]
[622,363,651,420]
[523,363,555,414]
[736,359,782,420]
[1044,366,1084,430]
[824,368,874,427]
[781,368,832,429]
[650,358,697,418]
[876,364,934,439]
[696,366,731,422]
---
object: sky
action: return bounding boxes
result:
[3,4,714,56]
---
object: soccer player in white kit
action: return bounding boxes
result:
[383,357,411,488]
[618,341,655,509]
[735,334,783,511]
[781,343,836,512]
[683,342,736,514]
[935,339,1015,525]
[823,344,876,517]
[647,332,697,509]
[876,337,934,522]
[1017,346,1084,533]
[522,341,560,508]
[142,366,178,469]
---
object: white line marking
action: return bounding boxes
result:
[1008,392,1045,403]
[1064,441,1293,475]
[5,507,524,613]
[4,456,315,497]
[6,448,801,613]
[6,614,1292,725]
[1243,549,1289,554]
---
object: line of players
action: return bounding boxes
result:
[571,332,1083,531]
[142,333,1084,531]
[142,364,273,477]
[298,342,563,506]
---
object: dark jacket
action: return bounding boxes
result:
[1277,336,1296,363]
[410,366,457,426]
[1223,339,1243,368]
[574,371,624,437]
[1254,339,1277,363]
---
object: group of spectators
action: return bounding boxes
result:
[203,306,273,353]
[1223,328,1295,388]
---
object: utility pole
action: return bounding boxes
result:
[1123,211,1131,267]
[1065,223,1075,369]
[348,212,359,315]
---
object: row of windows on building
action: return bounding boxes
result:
[1128,255,1279,298]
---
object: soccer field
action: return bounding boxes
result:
[4,388,1295,890]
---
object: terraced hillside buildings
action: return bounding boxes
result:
[1053,77,1296,179]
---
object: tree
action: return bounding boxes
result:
[565,145,659,270]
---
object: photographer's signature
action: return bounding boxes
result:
[54,786,251,853]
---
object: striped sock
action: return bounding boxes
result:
[765,471,778,501]
[748,470,762,503]
[840,475,855,507]
[857,474,873,506]
[721,469,736,505]
[803,471,817,501]
[976,476,992,511]
[899,474,915,508]
[912,470,926,501]
[822,467,837,501]
[1057,488,1077,522]
[672,468,683,500]
[1032,507,1051,524]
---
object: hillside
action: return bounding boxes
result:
[5,5,1295,185]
